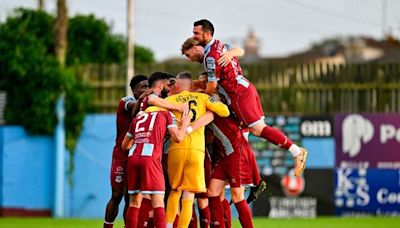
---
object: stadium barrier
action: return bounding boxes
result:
[1,113,399,218]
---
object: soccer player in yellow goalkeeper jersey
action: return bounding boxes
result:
[165,71,229,228]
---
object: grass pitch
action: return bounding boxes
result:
[0,217,399,228]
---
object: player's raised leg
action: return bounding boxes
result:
[232,85,308,177]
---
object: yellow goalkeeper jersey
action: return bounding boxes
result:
[166,91,229,151]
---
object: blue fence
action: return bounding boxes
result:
[0,126,54,215]
[0,115,118,218]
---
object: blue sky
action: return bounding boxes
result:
[1,0,399,61]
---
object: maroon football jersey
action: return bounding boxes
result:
[126,111,177,159]
[204,39,249,105]
[115,96,136,148]
[209,115,244,157]
[140,93,159,112]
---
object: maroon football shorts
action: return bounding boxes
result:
[127,156,165,194]
[110,147,128,190]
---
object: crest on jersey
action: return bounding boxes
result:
[115,175,123,183]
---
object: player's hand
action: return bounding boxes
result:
[217,51,233,67]
[138,89,153,101]
[177,103,189,113]
[180,108,191,127]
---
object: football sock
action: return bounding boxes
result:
[166,191,181,223]
[234,200,253,228]
[173,215,179,228]
[126,207,139,228]
[209,196,225,228]
[137,198,153,228]
[222,199,231,228]
[153,207,166,228]
[147,218,155,228]
[178,199,194,228]
[289,144,301,157]
[199,206,210,228]
[188,204,198,228]
[260,126,293,150]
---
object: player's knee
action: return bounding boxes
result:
[182,191,195,200]
[230,188,244,203]
[197,198,208,209]
[151,195,165,208]
[123,192,130,203]
[207,188,220,197]
[249,123,265,136]
[129,194,141,207]
[111,189,124,202]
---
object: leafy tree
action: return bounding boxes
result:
[67,14,118,65]
[0,8,90,153]
[67,14,155,65]
[135,45,155,65]
[0,8,155,141]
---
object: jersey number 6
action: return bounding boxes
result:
[188,100,197,122]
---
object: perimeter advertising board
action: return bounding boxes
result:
[335,113,400,169]
[335,168,400,216]
[334,113,400,216]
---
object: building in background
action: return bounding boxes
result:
[242,28,261,64]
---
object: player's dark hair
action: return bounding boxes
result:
[177,71,192,80]
[194,19,214,36]
[129,75,148,92]
[200,71,207,76]
[148,72,169,88]
[165,73,176,79]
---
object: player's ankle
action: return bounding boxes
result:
[289,144,301,157]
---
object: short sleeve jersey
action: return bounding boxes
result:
[208,115,244,157]
[115,96,136,147]
[165,90,230,151]
[126,111,177,159]
[140,93,159,112]
[204,39,249,103]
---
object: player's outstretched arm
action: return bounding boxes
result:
[205,94,230,117]
[189,111,215,133]
[168,109,191,143]
[218,46,245,67]
[148,95,188,113]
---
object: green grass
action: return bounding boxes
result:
[0,217,399,228]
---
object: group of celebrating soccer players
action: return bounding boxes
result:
[103,19,308,228]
